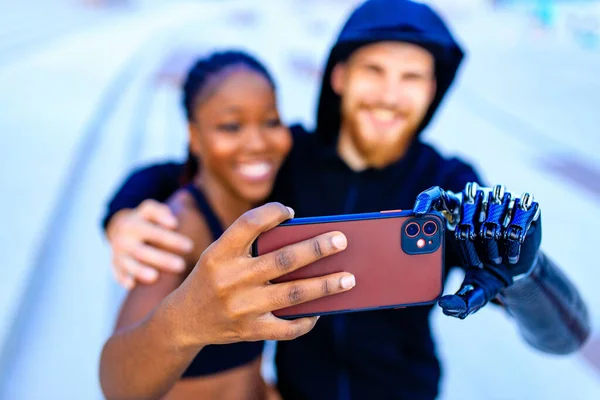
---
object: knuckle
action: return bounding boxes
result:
[140,199,157,209]
[269,290,287,309]
[122,258,137,273]
[287,285,304,305]
[283,324,303,340]
[239,210,262,231]
[201,251,218,271]
[214,278,232,301]
[129,245,146,261]
[264,202,286,214]
[138,200,153,214]
[322,278,332,295]
[275,249,295,272]
[223,301,244,321]
[143,225,160,240]
[113,236,129,251]
[251,256,270,278]
[311,238,324,258]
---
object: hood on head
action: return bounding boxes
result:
[315,0,464,145]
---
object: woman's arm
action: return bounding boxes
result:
[100,276,200,400]
[100,192,213,399]
[99,201,355,400]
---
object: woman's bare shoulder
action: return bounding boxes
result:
[167,189,215,267]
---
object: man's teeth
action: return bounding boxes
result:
[239,162,272,178]
[371,109,395,122]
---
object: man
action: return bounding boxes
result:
[103,1,589,398]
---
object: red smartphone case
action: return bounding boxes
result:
[251,210,445,318]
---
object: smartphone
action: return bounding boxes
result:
[252,210,445,318]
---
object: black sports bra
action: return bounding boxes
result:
[181,184,264,378]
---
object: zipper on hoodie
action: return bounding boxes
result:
[335,176,361,400]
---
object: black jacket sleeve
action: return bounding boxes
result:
[443,158,590,354]
[101,162,183,231]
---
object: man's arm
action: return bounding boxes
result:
[414,171,590,355]
[498,252,590,354]
[102,162,183,230]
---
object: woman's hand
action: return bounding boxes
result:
[168,202,356,349]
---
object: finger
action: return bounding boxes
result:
[138,199,179,229]
[505,193,540,264]
[439,266,510,319]
[413,186,443,216]
[479,185,511,264]
[413,186,462,227]
[250,231,348,282]
[128,242,187,274]
[112,263,135,290]
[258,315,320,341]
[261,272,355,312]
[455,183,484,267]
[117,255,159,284]
[135,220,193,254]
[219,203,294,253]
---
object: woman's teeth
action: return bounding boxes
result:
[238,162,272,179]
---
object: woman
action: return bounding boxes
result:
[102,50,294,400]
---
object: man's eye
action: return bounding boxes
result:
[217,123,241,133]
[404,72,425,81]
[364,64,383,74]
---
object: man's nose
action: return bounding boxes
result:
[379,77,402,108]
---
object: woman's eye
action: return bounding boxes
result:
[264,118,281,128]
[217,123,241,133]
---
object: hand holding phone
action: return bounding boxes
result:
[252,210,445,318]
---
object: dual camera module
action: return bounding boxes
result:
[401,218,441,255]
[405,220,438,238]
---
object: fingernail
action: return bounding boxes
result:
[286,207,295,218]
[332,234,347,250]
[341,275,356,289]
[180,239,194,253]
[172,258,186,271]
[162,215,178,227]
[144,269,159,281]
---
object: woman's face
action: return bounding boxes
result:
[189,66,292,204]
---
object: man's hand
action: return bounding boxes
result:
[168,202,356,349]
[106,199,194,289]
[413,183,542,319]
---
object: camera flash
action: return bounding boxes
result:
[417,238,425,248]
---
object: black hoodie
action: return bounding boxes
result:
[103,1,482,398]
[315,0,464,145]
[269,1,481,399]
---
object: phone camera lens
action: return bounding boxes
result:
[423,221,437,236]
[405,222,420,238]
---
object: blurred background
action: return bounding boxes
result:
[1,0,599,398]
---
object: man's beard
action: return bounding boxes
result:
[343,108,417,169]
